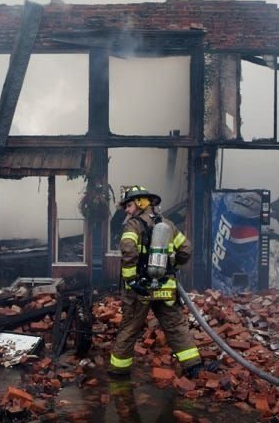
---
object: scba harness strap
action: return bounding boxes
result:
[128,214,177,304]
[133,214,160,278]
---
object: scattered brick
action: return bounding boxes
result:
[173,376,196,391]
[152,367,175,380]
[173,409,194,422]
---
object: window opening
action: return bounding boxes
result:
[109,56,191,136]
[0,55,10,96]
[55,176,86,264]
[0,177,48,284]
[240,58,274,140]
[12,54,88,135]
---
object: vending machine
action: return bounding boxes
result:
[211,189,270,294]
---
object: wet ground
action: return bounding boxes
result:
[0,359,262,423]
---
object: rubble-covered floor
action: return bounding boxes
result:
[0,362,260,423]
[0,284,279,422]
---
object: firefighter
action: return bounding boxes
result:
[109,185,218,378]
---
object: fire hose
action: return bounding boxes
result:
[177,282,279,386]
[146,221,279,385]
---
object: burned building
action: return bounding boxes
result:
[0,0,279,292]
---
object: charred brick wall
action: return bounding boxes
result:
[0,0,279,53]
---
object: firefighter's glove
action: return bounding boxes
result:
[127,280,149,296]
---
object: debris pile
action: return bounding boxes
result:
[0,287,279,421]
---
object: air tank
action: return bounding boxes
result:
[147,221,171,280]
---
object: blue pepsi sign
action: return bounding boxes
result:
[211,190,263,294]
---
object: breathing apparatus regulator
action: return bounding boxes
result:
[147,221,172,288]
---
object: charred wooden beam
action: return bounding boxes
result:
[0,1,44,146]
[48,176,55,275]
[89,48,109,137]
[7,135,279,149]
[52,299,76,359]
[52,29,204,56]
[274,57,278,141]
[7,135,197,148]
[236,55,242,139]
[190,43,204,140]
[88,48,110,284]
[0,304,56,331]
[207,139,279,149]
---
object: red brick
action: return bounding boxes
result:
[205,379,219,389]
[227,326,247,338]
[109,313,122,324]
[85,378,98,386]
[185,390,202,399]
[49,379,61,390]
[38,357,52,369]
[173,410,194,422]
[227,340,250,350]
[215,323,232,335]
[199,349,218,360]
[135,344,148,355]
[173,376,196,391]
[4,386,33,408]
[255,395,271,413]
[155,329,166,346]
[235,402,254,412]
[98,310,116,322]
[152,367,175,380]
[143,337,155,347]
[29,321,51,331]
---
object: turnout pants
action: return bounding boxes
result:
[110,289,201,371]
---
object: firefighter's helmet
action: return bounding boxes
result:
[120,185,161,208]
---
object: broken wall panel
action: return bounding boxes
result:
[0,148,92,177]
[204,54,240,141]
[220,55,240,140]
[204,54,220,141]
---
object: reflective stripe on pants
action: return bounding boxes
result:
[175,347,200,362]
[110,353,133,369]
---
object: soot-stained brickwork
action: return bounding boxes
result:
[0,0,279,53]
